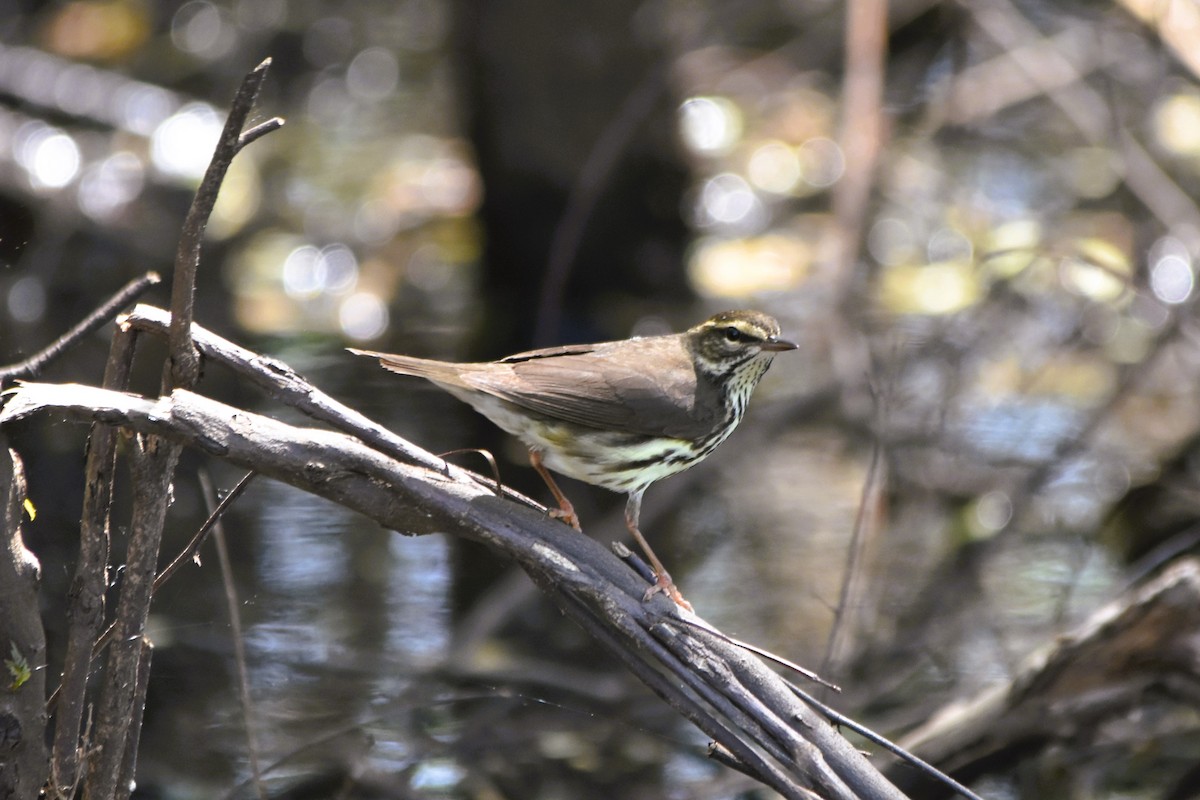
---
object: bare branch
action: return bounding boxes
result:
[123,303,538,509]
[0,272,160,387]
[895,559,1200,789]
[167,57,280,391]
[114,639,152,800]
[154,471,256,594]
[238,117,285,150]
[1,381,910,800]
[0,446,48,800]
[50,323,138,795]
[85,421,181,799]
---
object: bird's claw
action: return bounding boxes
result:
[642,571,693,612]
[548,506,582,531]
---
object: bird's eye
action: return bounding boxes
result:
[724,326,742,342]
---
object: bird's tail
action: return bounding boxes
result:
[346,348,470,386]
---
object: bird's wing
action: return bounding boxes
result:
[462,337,722,440]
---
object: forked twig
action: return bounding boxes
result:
[166,57,282,392]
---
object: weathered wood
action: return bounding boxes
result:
[895,558,1200,789]
[50,325,137,794]
[0,447,48,800]
[2,380,910,800]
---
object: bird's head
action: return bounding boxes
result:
[687,310,797,380]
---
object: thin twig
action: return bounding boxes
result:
[438,448,504,495]
[678,617,840,692]
[0,272,160,386]
[238,117,284,150]
[787,682,987,800]
[154,471,256,593]
[200,471,268,800]
[820,441,885,684]
[45,469,256,714]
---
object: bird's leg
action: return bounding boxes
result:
[624,492,693,612]
[528,449,581,530]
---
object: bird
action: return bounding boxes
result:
[349,309,796,609]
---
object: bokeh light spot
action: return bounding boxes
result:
[1064,147,1119,199]
[1150,254,1193,305]
[282,245,322,299]
[78,151,144,219]
[971,490,1013,538]
[927,226,973,264]
[797,137,844,188]
[282,243,359,299]
[679,96,742,155]
[689,234,811,297]
[118,83,176,136]
[151,102,223,181]
[15,123,80,190]
[985,219,1042,278]
[747,140,800,195]
[7,276,46,323]
[339,292,389,341]
[171,1,233,58]
[1154,92,1200,156]
[1060,238,1130,302]
[347,47,399,101]
[867,218,917,266]
[698,172,763,231]
[881,262,981,314]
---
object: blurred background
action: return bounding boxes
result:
[3,0,1200,797]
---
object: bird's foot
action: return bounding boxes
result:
[548,505,582,531]
[643,570,693,612]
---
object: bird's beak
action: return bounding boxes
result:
[760,336,798,352]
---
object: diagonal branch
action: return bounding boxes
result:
[0,272,161,387]
[1,380,910,800]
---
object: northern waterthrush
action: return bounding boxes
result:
[350,309,796,609]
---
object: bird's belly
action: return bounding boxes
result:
[539,431,701,493]
[450,389,733,494]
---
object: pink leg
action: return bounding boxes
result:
[528,450,581,530]
[625,492,692,611]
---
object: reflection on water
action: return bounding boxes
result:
[250,476,450,667]
[383,531,451,662]
[155,465,453,794]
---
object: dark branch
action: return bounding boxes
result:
[238,117,284,150]
[1,381,910,800]
[49,322,138,794]
[167,57,280,391]
[123,303,540,510]
[0,446,48,798]
[0,271,160,387]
